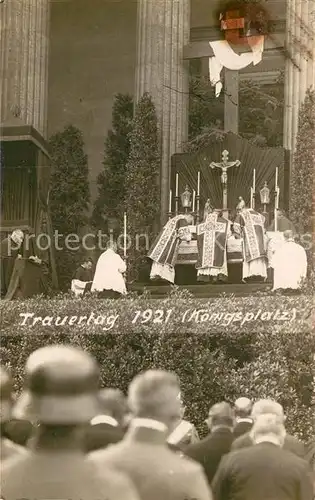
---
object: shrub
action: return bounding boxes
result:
[1,291,313,440]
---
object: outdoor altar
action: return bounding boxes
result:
[164,149,283,285]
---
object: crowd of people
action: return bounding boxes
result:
[1,345,314,500]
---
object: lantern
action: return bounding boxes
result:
[260,181,270,205]
[180,185,192,211]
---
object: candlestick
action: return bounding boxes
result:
[253,168,256,192]
[250,187,253,209]
[197,171,200,196]
[123,212,127,257]
[169,189,172,213]
[275,167,278,189]
[175,173,179,196]
[192,190,196,212]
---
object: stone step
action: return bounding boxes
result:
[128,282,272,298]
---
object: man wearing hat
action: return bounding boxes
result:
[1,345,139,500]
[0,365,26,463]
[184,402,235,485]
[233,397,253,439]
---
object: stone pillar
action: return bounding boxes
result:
[0,0,50,138]
[283,0,315,155]
[135,0,190,225]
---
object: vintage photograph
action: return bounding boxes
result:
[0,0,314,497]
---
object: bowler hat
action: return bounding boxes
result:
[13,345,100,424]
[0,365,13,423]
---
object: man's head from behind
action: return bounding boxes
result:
[251,413,286,447]
[128,370,181,432]
[234,397,252,418]
[283,229,294,242]
[251,399,285,423]
[206,402,234,431]
[97,388,127,426]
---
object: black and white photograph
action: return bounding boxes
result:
[0,0,314,498]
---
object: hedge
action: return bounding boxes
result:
[0,289,314,441]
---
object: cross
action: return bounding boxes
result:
[197,213,227,268]
[210,149,240,210]
[183,21,284,135]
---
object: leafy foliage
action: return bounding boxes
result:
[49,125,90,233]
[92,94,134,230]
[49,125,90,290]
[290,89,315,235]
[1,291,313,441]
[124,93,161,281]
[187,74,284,152]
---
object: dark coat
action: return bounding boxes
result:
[3,419,33,446]
[212,442,313,500]
[184,427,234,484]
[232,430,306,458]
[84,422,124,453]
[233,419,253,439]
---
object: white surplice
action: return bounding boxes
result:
[91,248,127,295]
[272,240,307,290]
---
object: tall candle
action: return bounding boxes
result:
[192,190,196,212]
[275,167,278,188]
[250,187,253,208]
[169,189,172,212]
[253,169,256,191]
[123,212,127,257]
[175,173,179,196]
[197,171,200,195]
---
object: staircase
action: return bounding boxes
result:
[128,282,272,298]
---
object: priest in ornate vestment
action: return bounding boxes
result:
[196,211,231,282]
[148,215,192,284]
[233,203,267,281]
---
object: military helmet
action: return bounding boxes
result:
[13,345,100,424]
[0,365,13,423]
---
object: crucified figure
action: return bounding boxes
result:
[210,150,241,209]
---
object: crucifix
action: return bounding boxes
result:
[210,149,240,214]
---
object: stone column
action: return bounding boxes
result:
[283,0,315,155]
[0,0,50,138]
[135,0,190,225]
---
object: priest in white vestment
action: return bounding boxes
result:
[272,230,307,291]
[91,241,127,295]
